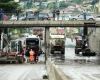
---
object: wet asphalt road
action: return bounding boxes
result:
[0,64,46,80]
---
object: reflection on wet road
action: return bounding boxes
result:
[0,64,46,80]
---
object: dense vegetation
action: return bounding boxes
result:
[91,0,99,5]
[47,1,70,10]
[0,0,19,12]
[71,0,83,4]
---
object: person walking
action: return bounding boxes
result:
[56,9,60,20]
[21,49,25,63]
[23,46,28,63]
[52,10,56,21]
[62,11,65,20]
[25,47,30,63]
[3,15,8,21]
[29,49,35,64]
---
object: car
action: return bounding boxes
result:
[64,14,72,20]
[38,13,50,20]
[10,15,17,21]
[19,11,35,20]
[82,48,96,56]
[95,15,100,21]
[55,14,71,21]
[20,12,50,21]
[70,13,95,20]
[48,13,53,20]
[25,11,35,20]
[19,15,26,20]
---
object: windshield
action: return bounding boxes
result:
[53,46,63,50]
[39,13,48,17]
[26,38,39,46]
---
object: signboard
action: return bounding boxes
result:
[50,35,64,38]
[50,27,65,39]
[50,27,64,35]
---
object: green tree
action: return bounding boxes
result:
[26,0,33,9]
[0,0,13,2]
[47,2,56,10]
[91,0,99,13]
[71,0,82,4]
[91,0,99,5]
[0,0,19,12]
[59,1,69,9]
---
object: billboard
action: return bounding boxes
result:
[50,27,64,35]
[50,27,65,38]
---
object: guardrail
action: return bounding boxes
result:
[46,59,71,80]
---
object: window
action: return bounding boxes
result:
[26,38,39,46]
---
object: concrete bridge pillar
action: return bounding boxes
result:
[45,27,50,63]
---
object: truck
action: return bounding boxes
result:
[10,35,42,63]
[75,36,83,54]
[50,39,65,60]
[75,35,96,56]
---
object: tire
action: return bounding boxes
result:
[88,18,94,21]
[75,49,79,54]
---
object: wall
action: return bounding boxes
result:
[88,28,100,53]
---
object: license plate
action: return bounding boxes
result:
[54,51,61,53]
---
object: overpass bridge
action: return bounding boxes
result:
[0,20,99,28]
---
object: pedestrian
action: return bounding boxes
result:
[83,12,86,20]
[62,11,65,20]
[34,51,38,63]
[3,15,8,21]
[21,49,25,63]
[56,9,60,20]
[52,10,56,20]
[21,46,27,63]
[29,48,35,64]
[0,8,4,21]
[25,47,30,63]
[23,46,28,63]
